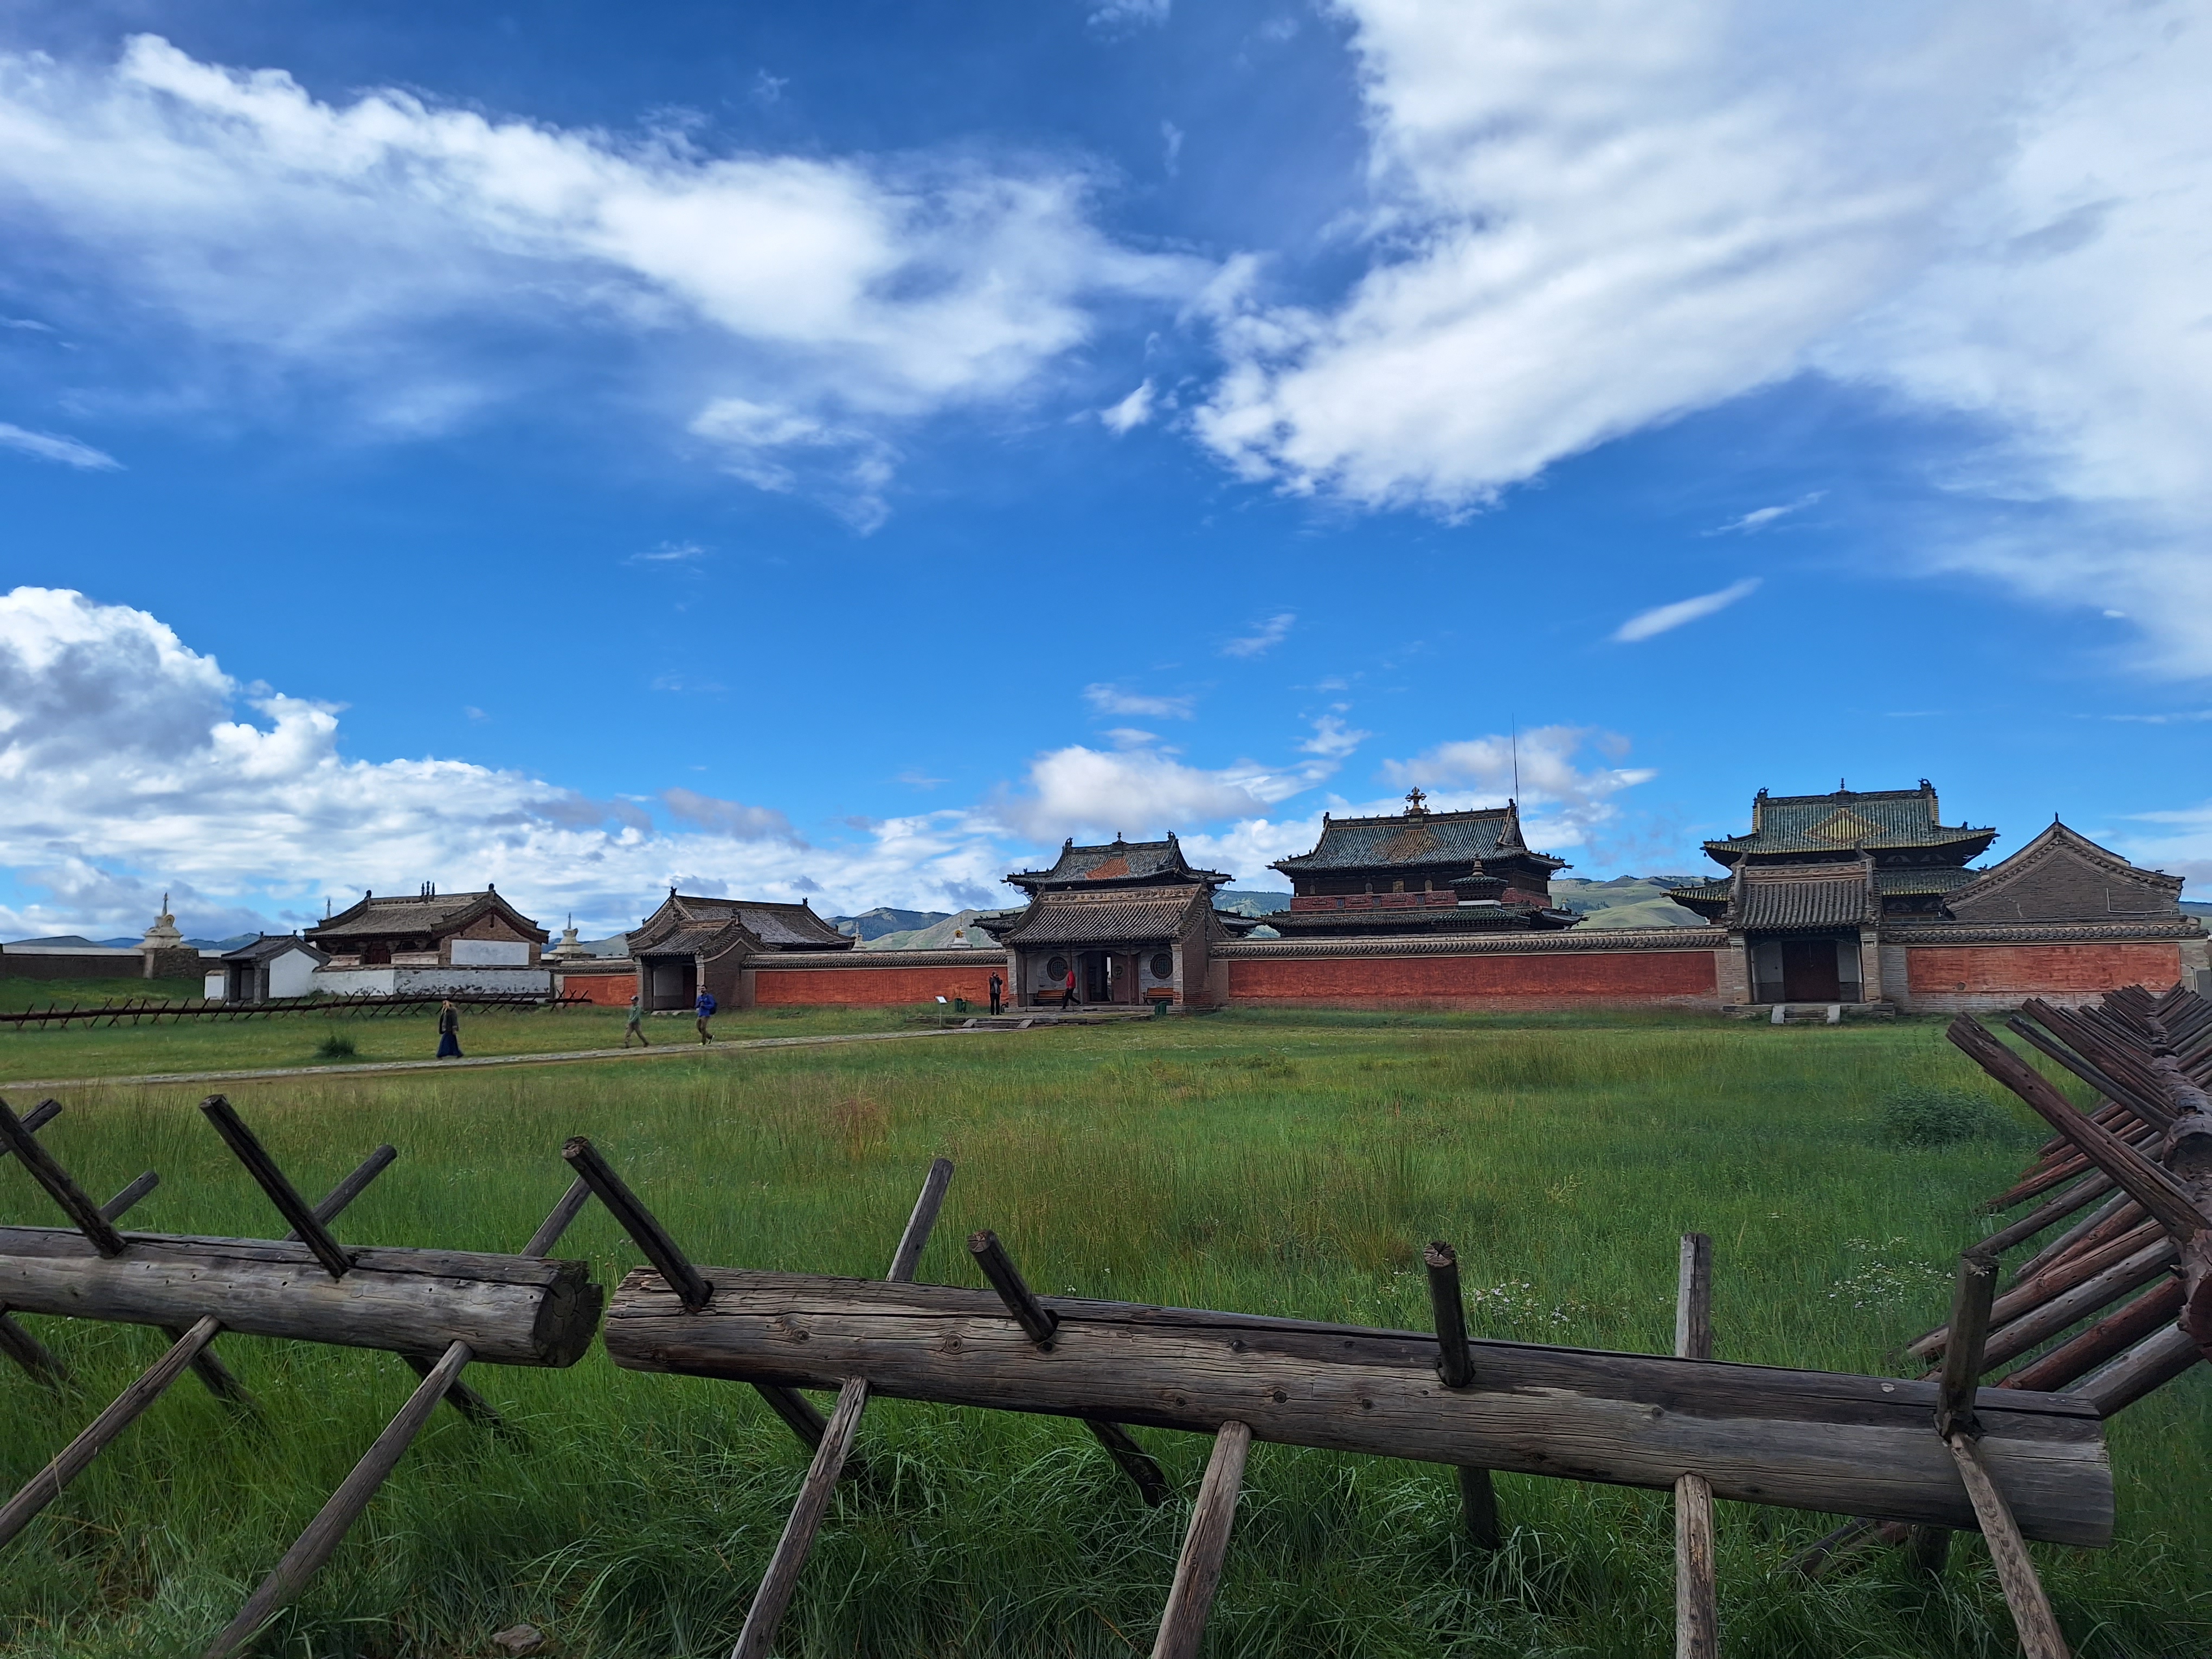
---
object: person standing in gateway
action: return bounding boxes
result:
[435,999,462,1059]
[695,988,717,1044]
[988,971,1003,1016]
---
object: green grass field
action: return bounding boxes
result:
[0,978,919,1081]
[0,1010,2205,1657]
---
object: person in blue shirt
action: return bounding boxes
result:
[695,989,717,1044]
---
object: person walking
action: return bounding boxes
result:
[695,988,718,1044]
[622,992,650,1047]
[435,999,463,1059]
[1060,964,1077,1009]
[988,972,1003,1016]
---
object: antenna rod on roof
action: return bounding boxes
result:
[1510,715,1520,802]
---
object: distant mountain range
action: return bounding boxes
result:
[1550,876,1707,929]
[2,933,262,952]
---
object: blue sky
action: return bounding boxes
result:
[1,0,2209,938]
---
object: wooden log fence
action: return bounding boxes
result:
[16,986,2209,1656]
[0,1091,605,1658]
[1795,981,2212,1644]
[0,989,588,1030]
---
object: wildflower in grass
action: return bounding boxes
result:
[1826,1237,1949,1310]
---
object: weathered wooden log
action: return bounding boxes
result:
[967,1228,1172,1507]
[1150,1420,1251,1659]
[1913,1220,2165,1360]
[1945,1433,2072,1659]
[0,1313,66,1391]
[1674,1232,1717,1659]
[202,1180,601,1658]
[0,1316,224,1551]
[2076,1323,2202,1417]
[2159,1085,2212,1353]
[1422,1240,1502,1548]
[1947,1019,2203,1240]
[0,1099,127,1255]
[200,1096,354,1279]
[2010,1191,2132,1287]
[0,1227,600,1366]
[1977,1239,2177,1372]
[2001,1280,2184,1396]
[203,1340,475,1659]
[0,1099,62,1151]
[729,1158,954,1659]
[601,1270,2113,1545]
[1909,1252,1998,1571]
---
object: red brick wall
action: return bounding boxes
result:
[754,964,1005,1007]
[1905,943,2181,1001]
[556,970,637,1007]
[1225,948,1720,1008]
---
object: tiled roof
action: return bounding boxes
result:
[1275,805,1544,872]
[638,923,741,957]
[1007,836,1229,891]
[640,894,850,951]
[998,886,1207,946]
[221,934,325,962]
[1873,867,1977,896]
[1733,865,1872,931]
[1704,784,1995,864]
[307,890,544,942]
[1666,881,1732,903]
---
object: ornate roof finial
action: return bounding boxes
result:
[1404,787,1428,816]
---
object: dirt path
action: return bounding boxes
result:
[0,1024,1014,1094]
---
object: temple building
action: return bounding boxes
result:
[1269,792,1580,937]
[1667,784,2201,1008]
[303,884,550,996]
[628,891,852,1011]
[980,834,1258,1007]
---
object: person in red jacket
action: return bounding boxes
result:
[1060,966,1077,1009]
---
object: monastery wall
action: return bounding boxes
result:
[751,949,1007,1008]
[1888,935,2190,1013]
[1217,933,1724,1010]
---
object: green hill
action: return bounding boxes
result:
[1551,876,1707,929]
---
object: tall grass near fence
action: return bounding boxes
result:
[0,1011,2205,1657]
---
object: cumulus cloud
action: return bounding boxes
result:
[0,586,1019,936]
[1612,577,1759,642]
[1221,612,1295,658]
[1381,725,1655,847]
[0,35,1201,517]
[1194,0,2212,672]
[0,422,120,470]
[1083,683,1196,719]
[994,743,1304,842]
[659,787,801,844]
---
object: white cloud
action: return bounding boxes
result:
[1083,683,1197,719]
[1380,725,1655,847]
[1612,577,1760,642]
[1221,612,1295,659]
[1090,0,1172,30]
[0,422,120,470]
[1193,1,2212,673]
[1708,493,1823,536]
[0,586,1021,937]
[1297,712,1370,757]
[1099,380,1156,435]
[994,743,1307,841]
[629,539,710,565]
[0,35,1201,517]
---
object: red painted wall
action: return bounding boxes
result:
[557,971,637,1007]
[1225,948,1720,1008]
[1905,943,2181,999]
[754,964,1005,1007]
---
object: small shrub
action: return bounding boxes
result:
[1877,1085,2012,1147]
[314,1031,358,1060]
